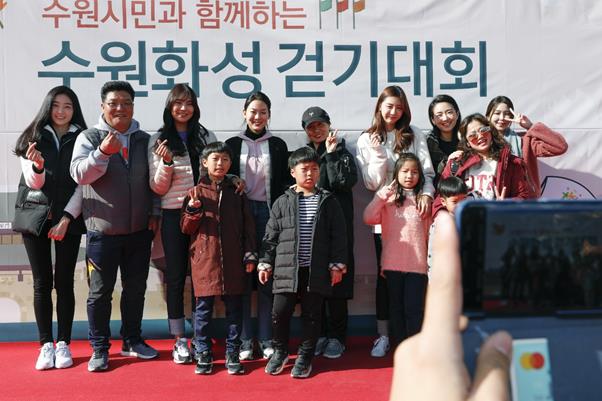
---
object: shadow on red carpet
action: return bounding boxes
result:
[0,337,393,401]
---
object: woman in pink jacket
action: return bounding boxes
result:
[486,96,568,197]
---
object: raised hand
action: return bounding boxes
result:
[325,129,338,153]
[377,180,397,200]
[231,176,246,195]
[187,186,202,208]
[99,131,122,155]
[504,108,533,130]
[154,139,173,164]
[369,132,382,147]
[26,142,44,170]
[494,183,507,200]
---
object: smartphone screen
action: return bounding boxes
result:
[457,200,602,316]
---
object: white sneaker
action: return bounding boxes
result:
[370,335,390,357]
[55,341,73,369]
[35,342,55,370]
[172,338,191,364]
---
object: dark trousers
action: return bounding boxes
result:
[161,209,190,336]
[22,222,81,345]
[86,229,153,350]
[384,270,428,347]
[193,295,243,355]
[272,268,324,358]
[320,298,348,343]
[241,199,272,343]
[373,234,389,320]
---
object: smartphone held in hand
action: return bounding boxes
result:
[456,200,602,317]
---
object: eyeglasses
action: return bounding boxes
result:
[104,102,134,110]
[466,126,491,141]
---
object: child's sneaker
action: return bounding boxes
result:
[35,342,55,370]
[259,340,274,359]
[239,339,254,361]
[323,338,345,359]
[370,335,390,357]
[314,337,327,356]
[194,351,213,375]
[54,341,73,368]
[291,354,312,379]
[225,352,244,375]
[172,338,191,364]
[87,349,109,372]
[264,349,288,375]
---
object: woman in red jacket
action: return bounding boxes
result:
[433,113,532,215]
[486,96,568,197]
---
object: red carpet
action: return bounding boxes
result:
[0,337,393,401]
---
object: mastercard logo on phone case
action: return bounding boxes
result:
[519,352,545,370]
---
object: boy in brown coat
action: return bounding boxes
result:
[181,141,256,375]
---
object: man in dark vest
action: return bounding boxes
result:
[70,81,158,372]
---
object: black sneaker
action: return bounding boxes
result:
[87,349,109,372]
[194,351,213,375]
[265,349,288,375]
[291,354,312,379]
[225,352,244,375]
[121,340,159,359]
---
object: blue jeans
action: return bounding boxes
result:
[193,295,243,355]
[241,200,273,343]
[86,229,153,350]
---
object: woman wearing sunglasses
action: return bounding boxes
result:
[432,113,532,215]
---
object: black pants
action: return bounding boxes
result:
[272,268,323,358]
[373,234,389,320]
[320,298,348,343]
[22,222,81,345]
[384,271,428,347]
[86,230,153,350]
[161,209,190,336]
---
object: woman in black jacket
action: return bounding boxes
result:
[301,106,358,359]
[13,86,87,370]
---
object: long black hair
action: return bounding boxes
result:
[392,152,425,207]
[156,83,210,158]
[14,86,87,157]
[428,94,461,139]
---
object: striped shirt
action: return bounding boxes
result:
[298,193,320,267]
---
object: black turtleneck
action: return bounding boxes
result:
[245,126,266,141]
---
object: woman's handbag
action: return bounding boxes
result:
[12,185,51,236]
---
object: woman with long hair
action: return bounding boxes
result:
[485,96,567,197]
[426,94,462,186]
[356,85,435,357]
[14,86,87,370]
[433,113,532,216]
[148,83,217,364]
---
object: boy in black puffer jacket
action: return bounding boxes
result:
[258,147,348,379]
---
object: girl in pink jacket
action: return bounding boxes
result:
[363,153,431,348]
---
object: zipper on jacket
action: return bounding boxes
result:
[217,182,225,294]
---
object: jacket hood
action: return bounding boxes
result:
[94,114,140,136]
[238,129,272,143]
